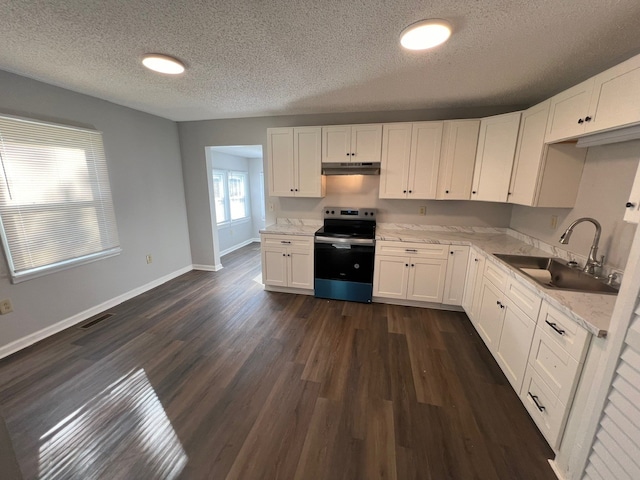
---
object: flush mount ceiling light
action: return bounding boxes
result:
[141,54,185,74]
[400,19,452,50]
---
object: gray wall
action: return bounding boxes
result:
[510,140,640,270]
[249,157,265,238]
[0,70,192,350]
[178,106,523,266]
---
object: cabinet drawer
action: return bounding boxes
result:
[376,241,449,259]
[528,327,581,405]
[504,276,542,321]
[483,260,508,290]
[538,303,590,362]
[520,367,567,449]
[261,234,313,249]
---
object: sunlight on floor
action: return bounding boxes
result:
[38,369,187,479]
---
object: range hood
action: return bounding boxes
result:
[321,162,381,175]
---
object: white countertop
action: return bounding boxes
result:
[259,222,614,337]
[377,227,614,337]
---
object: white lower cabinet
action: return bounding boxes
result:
[442,246,469,306]
[373,241,448,303]
[462,249,486,326]
[475,262,541,392]
[261,234,314,290]
[519,302,591,449]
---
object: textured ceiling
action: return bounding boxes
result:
[1,1,640,122]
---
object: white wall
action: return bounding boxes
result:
[249,157,265,237]
[178,106,524,266]
[0,69,192,353]
[510,140,640,270]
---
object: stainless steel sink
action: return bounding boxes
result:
[493,254,618,295]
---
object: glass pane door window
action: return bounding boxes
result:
[212,170,250,225]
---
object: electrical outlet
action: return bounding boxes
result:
[550,215,558,229]
[268,203,274,212]
[0,299,13,315]
[146,254,153,264]
[419,206,427,216]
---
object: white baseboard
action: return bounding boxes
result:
[219,238,260,257]
[192,263,223,272]
[0,265,193,360]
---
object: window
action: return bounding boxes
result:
[212,170,250,225]
[0,114,121,283]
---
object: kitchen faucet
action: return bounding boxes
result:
[559,217,603,275]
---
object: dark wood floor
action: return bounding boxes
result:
[0,242,556,479]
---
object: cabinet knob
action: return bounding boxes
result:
[290,188,294,191]
[405,263,409,267]
[408,190,412,193]
[411,264,415,267]
[403,190,407,193]
[445,190,449,194]
[472,191,477,195]
[585,116,592,122]
[450,251,454,255]
[474,258,479,262]
[282,253,286,257]
[295,188,298,191]
[346,153,350,156]
[578,118,584,124]
[626,202,636,208]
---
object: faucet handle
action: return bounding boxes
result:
[598,255,605,267]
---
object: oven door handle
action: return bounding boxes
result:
[315,236,375,246]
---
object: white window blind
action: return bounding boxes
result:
[0,114,121,283]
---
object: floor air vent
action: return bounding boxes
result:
[79,313,114,330]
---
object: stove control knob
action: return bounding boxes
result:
[364,212,368,216]
[331,210,335,214]
[325,210,329,214]
[354,263,360,269]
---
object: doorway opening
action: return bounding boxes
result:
[206,145,265,271]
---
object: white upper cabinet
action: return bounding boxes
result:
[267,127,295,197]
[471,112,521,202]
[546,53,640,143]
[508,100,587,208]
[379,122,443,199]
[322,124,382,164]
[267,127,325,197]
[545,78,594,143]
[585,54,640,134]
[436,119,480,200]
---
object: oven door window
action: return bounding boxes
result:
[314,242,374,283]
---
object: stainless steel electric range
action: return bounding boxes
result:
[314,207,376,303]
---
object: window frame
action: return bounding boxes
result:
[0,113,121,283]
[212,169,251,227]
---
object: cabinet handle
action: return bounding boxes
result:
[528,392,546,412]
[578,118,584,124]
[545,320,566,336]
[585,116,592,122]
[405,249,418,253]
[496,300,505,309]
[626,202,636,208]
[281,240,291,244]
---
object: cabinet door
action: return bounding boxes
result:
[624,160,640,223]
[351,124,383,163]
[408,122,443,199]
[495,300,536,392]
[462,250,480,314]
[267,128,295,197]
[407,258,447,303]
[442,246,469,306]
[262,246,288,287]
[373,255,409,299]
[475,279,505,353]
[379,123,412,199]
[545,78,593,143]
[471,112,521,202]
[288,247,314,289]
[294,127,324,198]
[468,254,486,326]
[586,54,640,134]
[322,126,351,163]
[508,100,550,206]
[437,120,480,200]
